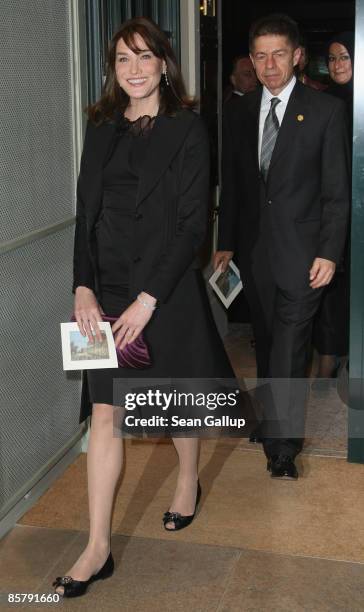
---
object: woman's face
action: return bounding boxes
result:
[328,42,352,85]
[115,34,165,104]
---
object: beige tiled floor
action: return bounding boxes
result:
[17,442,364,563]
[2,523,364,611]
[1,324,362,612]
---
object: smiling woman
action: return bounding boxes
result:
[312,31,354,383]
[115,38,164,113]
[88,16,195,125]
[327,33,354,87]
[53,15,240,600]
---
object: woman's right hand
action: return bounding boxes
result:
[74,286,104,343]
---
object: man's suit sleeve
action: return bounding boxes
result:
[217,103,240,252]
[143,115,210,303]
[318,98,350,263]
[72,120,96,293]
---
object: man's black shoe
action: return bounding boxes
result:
[249,426,263,444]
[249,433,263,444]
[267,455,298,480]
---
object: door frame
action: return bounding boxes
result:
[348,0,364,463]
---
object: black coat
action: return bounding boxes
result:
[218,81,350,290]
[73,109,209,303]
[73,109,235,423]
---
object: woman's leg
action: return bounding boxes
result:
[316,354,337,378]
[164,437,200,529]
[55,403,123,595]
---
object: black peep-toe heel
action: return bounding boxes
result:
[52,552,114,598]
[163,481,201,531]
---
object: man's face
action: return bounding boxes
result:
[231,58,257,93]
[250,34,301,95]
[298,46,308,72]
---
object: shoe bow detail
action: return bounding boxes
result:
[53,576,74,586]
[163,511,183,521]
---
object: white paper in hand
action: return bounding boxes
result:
[209,260,243,308]
[60,322,118,370]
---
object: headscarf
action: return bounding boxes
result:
[327,31,354,67]
[326,31,354,103]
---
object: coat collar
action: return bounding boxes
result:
[85,109,196,220]
[136,111,195,206]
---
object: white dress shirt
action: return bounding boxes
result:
[258,76,296,165]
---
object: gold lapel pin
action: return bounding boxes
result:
[297,114,304,122]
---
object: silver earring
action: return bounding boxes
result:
[163,67,169,86]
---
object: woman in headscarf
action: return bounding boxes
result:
[312,32,353,387]
[326,32,354,128]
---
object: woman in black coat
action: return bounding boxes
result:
[54,17,236,598]
[312,32,353,385]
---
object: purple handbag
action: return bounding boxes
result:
[71,314,151,369]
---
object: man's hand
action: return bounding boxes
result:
[74,286,104,343]
[309,257,336,289]
[213,250,234,273]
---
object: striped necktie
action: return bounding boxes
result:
[260,97,281,181]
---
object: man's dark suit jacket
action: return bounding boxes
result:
[218,80,350,290]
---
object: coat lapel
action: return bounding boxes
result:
[136,111,195,207]
[268,81,308,175]
[83,110,196,224]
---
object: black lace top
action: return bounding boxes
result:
[96,115,156,294]
[118,114,156,136]
[104,114,156,185]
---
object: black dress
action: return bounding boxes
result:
[85,115,244,435]
[312,82,352,357]
[87,115,154,405]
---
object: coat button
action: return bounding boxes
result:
[135,212,143,220]
[268,199,272,205]
[133,256,141,263]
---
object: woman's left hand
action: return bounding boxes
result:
[112,293,156,350]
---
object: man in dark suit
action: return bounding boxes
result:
[215,14,350,479]
[224,55,258,103]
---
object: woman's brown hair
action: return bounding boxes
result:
[87,16,196,124]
